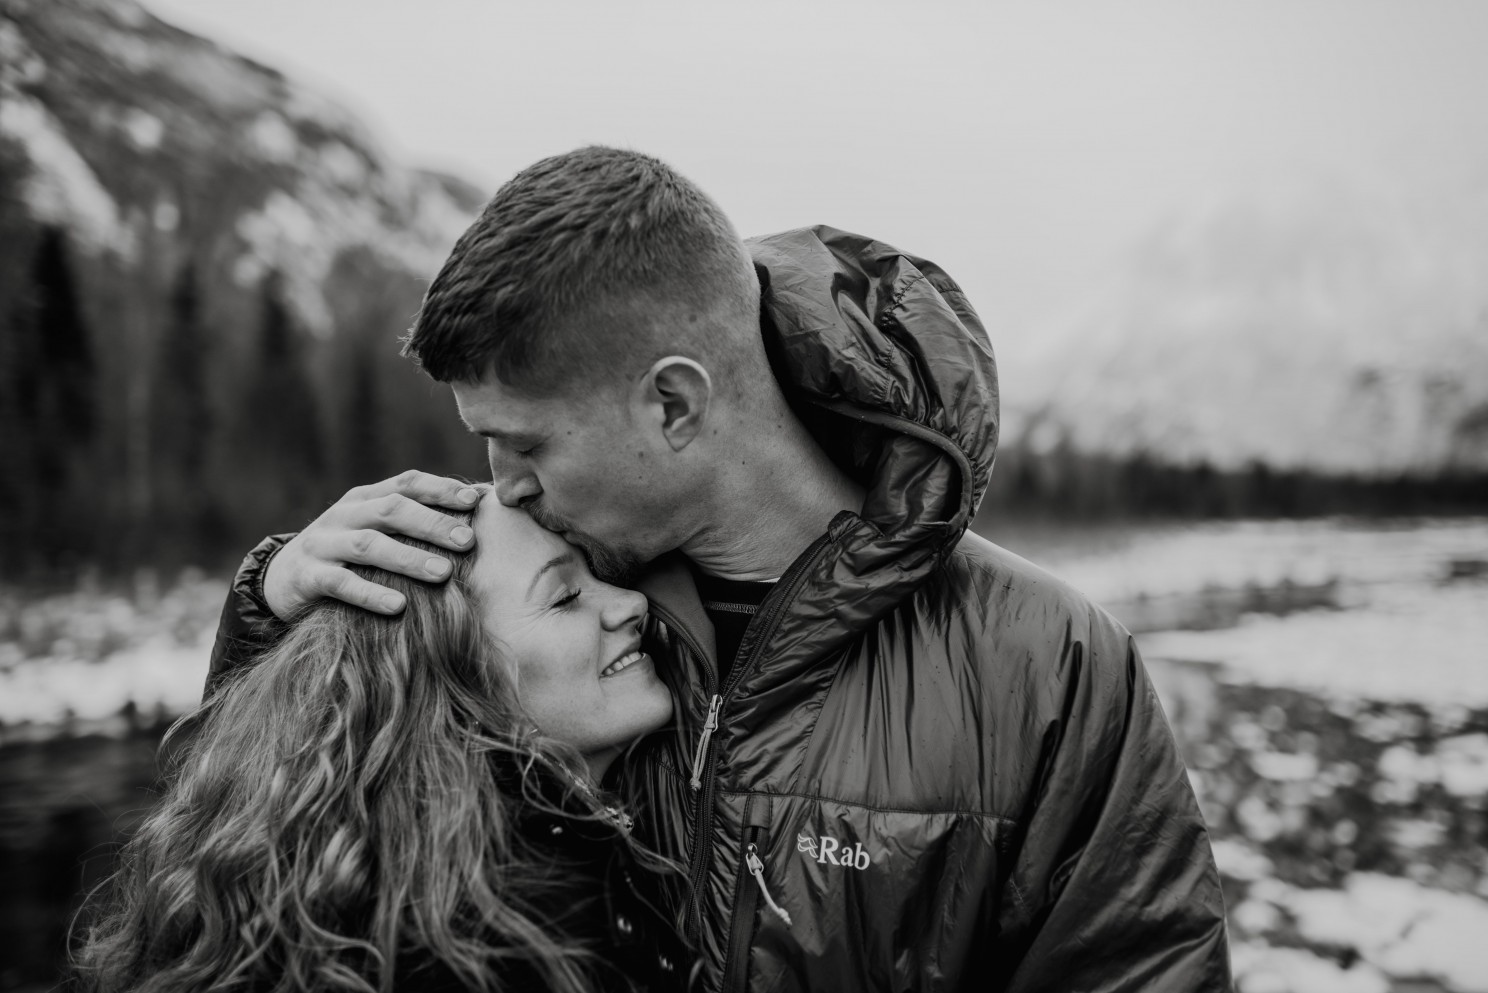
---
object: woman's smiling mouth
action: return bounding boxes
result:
[600,650,649,678]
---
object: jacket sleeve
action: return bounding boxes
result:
[995,613,1232,992]
[203,533,295,699]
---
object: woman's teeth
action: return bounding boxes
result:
[601,651,646,677]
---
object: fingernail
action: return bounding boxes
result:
[382,593,405,613]
[451,526,474,545]
[457,487,479,504]
[427,556,450,577]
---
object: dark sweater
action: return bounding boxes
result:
[691,572,776,686]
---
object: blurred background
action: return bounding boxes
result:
[1,0,1486,989]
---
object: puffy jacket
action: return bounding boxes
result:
[626,227,1229,992]
[209,226,1230,992]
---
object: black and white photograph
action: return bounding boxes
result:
[2,1,1487,990]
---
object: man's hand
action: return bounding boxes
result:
[263,471,482,620]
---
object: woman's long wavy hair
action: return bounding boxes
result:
[74,508,629,993]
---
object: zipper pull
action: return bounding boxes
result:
[689,694,722,790]
[746,844,792,927]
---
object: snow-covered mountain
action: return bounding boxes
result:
[1009,179,1488,477]
[0,0,494,564]
[0,0,482,336]
[7,0,1484,487]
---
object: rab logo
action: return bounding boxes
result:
[796,832,871,870]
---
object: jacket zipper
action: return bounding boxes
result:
[722,826,763,993]
[744,844,792,926]
[688,694,722,790]
[645,598,719,945]
[683,529,836,947]
[721,827,793,993]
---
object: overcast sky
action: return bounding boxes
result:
[139,0,1488,369]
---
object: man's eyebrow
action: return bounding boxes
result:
[526,552,576,599]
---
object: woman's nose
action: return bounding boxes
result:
[602,586,648,629]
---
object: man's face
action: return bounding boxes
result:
[453,373,672,583]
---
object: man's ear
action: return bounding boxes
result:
[638,356,712,452]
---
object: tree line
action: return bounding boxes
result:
[980,440,1488,523]
[0,224,485,583]
[3,221,1482,584]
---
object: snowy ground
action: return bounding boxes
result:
[0,571,222,738]
[3,518,1487,990]
[1007,515,1488,601]
[1000,517,1488,705]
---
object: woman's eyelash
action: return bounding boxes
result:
[555,589,581,607]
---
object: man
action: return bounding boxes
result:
[210,146,1230,990]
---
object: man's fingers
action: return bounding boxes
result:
[340,493,476,551]
[326,529,460,583]
[267,472,480,620]
[318,565,407,615]
[348,470,481,510]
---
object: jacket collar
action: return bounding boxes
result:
[640,225,998,680]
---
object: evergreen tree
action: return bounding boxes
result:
[342,343,384,486]
[0,271,33,567]
[0,227,97,572]
[31,227,96,490]
[149,263,214,557]
[0,137,30,312]
[0,145,33,565]
[241,271,324,526]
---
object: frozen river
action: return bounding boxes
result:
[987,516,1488,706]
[2,517,1486,991]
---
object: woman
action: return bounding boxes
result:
[74,494,688,993]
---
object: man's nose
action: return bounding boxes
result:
[488,450,541,507]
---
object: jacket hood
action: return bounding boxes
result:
[751,225,998,548]
[640,226,998,684]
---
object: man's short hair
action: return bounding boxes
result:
[404,146,757,392]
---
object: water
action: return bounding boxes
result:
[0,732,163,991]
[3,518,1486,991]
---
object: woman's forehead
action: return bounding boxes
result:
[472,499,572,572]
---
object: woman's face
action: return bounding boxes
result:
[466,500,673,774]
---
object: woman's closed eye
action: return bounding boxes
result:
[553,588,581,608]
